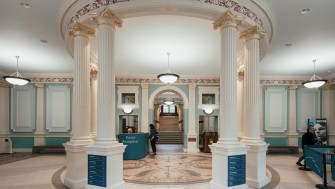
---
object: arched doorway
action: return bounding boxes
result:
[154,90,183,145]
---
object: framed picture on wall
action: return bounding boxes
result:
[308,118,327,145]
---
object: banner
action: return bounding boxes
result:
[308,118,327,145]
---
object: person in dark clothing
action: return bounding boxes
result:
[149,124,158,155]
[296,126,317,166]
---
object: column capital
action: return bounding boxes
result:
[35,83,44,88]
[288,85,298,90]
[237,70,244,81]
[68,22,96,39]
[141,83,149,89]
[213,10,245,30]
[93,7,122,29]
[188,83,196,89]
[239,25,265,41]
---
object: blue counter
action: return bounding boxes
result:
[118,133,149,160]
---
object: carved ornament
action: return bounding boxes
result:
[239,25,266,41]
[213,11,245,30]
[92,7,122,29]
[68,22,96,39]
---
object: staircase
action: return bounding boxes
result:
[156,131,183,144]
[157,116,183,144]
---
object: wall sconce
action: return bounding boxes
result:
[204,109,214,115]
[123,107,133,114]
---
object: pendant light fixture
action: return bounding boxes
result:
[302,59,327,88]
[157,52,180,84]
[2,56,30,86]
[164,99,174,105]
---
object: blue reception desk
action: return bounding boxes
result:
[118,133,149,160]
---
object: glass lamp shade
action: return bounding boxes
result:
[204,109,214,115]
[157,73,180,84]
[3,75,30,85]
[302,79,327,88]
[123,107,133,114]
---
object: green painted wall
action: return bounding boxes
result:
[11,137,34,148]
[264,137,288,146]
[45,137,70,146]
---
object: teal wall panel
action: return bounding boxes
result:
[11,137,34,148]
[45,137,70,146]
[264,137,288,146]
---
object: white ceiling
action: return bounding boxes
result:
[0,0,334,80]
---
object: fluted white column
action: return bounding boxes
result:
[90,69,98,138]
[86,8,125,189]
[34,83,45,146]
[237,71,244,139]
[141,83,149,132]
[288,85,298,146]
[64,22,95,189]
[210,11,248,189]
[187,83,198,153]
[240,25,268,188]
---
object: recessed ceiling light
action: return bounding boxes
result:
[40,39,48,43]
[301,8,311,14]
[20,2,31,8]
[285,43,292,47]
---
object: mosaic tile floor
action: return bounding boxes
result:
[124,153,212,184]
[0,152,38,165]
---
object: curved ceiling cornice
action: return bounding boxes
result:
[59,0,274,42]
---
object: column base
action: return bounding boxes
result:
[34,133,45,146]
[85,142,126,189]
[240,141,269,188]
[64,140,94,189]
[209,143,249,189]
[186,133,198,153]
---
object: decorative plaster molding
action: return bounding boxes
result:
[213,10,245,30]
[288,85,298,90]
[92,7,123,29]
[68,22,96,39]
[239,25,265,41]
[237,70,244,81]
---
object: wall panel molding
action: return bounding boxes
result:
[46,85,71,132]
[264,86,288,132]
[11,85,36,132]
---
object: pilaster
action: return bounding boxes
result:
[187,83,198,153]
[35,83,45,146]
[288,85,298,146]
[322,84,335,145]
[91,69,98,138]
[239,25,268,188]
[0,85,11,153]
[237,70,244,139]
[141,83,149,132]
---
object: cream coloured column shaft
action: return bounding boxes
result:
[210,11,248,189]
[215,12,243,144]
[86,8,125,189]
[237,71,244,139]
[70,22,95,142]
[288,85,298,146]
[94,9,122,143]
[209,116,215,132]
[141,83,149,132]
[240,25,265,142]
[240,25,269,188]
[35,83,45,146]
[187,83,198,153]
[64,22,95,189]
[90,69,98,138]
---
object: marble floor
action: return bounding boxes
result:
[0,145,334,189]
